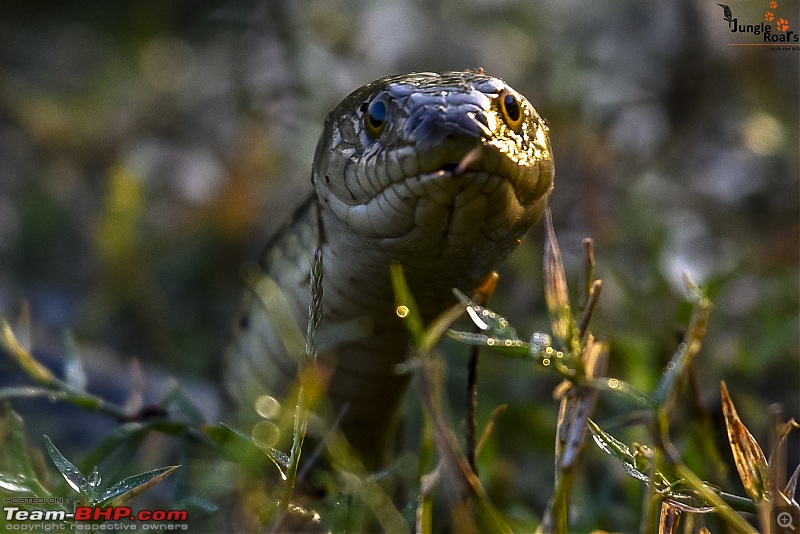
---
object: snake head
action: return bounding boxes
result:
[313,71,554,288]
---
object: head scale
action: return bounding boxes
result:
[313,71,554,284]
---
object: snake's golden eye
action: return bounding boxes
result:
[499,89,523,133]
[364,95,388,139]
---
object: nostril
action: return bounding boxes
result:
[471,111,489,129]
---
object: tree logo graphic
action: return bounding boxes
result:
[718,3,733,26]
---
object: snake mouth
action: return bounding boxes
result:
[322,138,549,252]
[371,142,534,244]
[414,143,516,200]
[436,163,459,173]
[429,143,485,176]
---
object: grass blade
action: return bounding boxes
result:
[100,465,180,507]
[720,381,770,502]
[543,209,575,349]
[44,435,87,494]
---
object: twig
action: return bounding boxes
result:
[577,280,602,339]
[466,344,479,474]
[580,238,596,311]
[539,220,608,533]
[0,386,128,421]
[674,461,758,533]
[1,319,130,421]
[465,273,497,475]
[475,405,508,456]
[541,338,610,533]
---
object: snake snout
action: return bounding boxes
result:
[409,103,490,151]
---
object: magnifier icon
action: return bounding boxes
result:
[778,511,796,531]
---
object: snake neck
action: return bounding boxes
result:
[230,71,555,470]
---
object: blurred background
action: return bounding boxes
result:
[0,0,797,531]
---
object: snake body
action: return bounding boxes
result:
[226,71,554,467]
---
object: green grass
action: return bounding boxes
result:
[1,216,796,532]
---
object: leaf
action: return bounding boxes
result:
[161,383,206,425]
[588,419,648,482]
[556,337,609,469]
[99,465,180,507]
[720,381,770,502]
[658,501,681,534]
[244,268,307,363]
[653,275,710,409]
[585,377,654,408]
[62,330,87,391]
[389,261,424,344]
[783,463,799,502]
[0,473,37,494]
[1,319,58,386]
[769,417,799,505]
[446,330,531,358]
[588,420,679,491]
[663,498,715,514]
[1,403,53,500]
[209,422,290,478]
[5,403,34,479]
[454,290,520,339]
[44,435,87,494]
[475,405,507,456]
[542,209,575,349]
[323,432,407,533]
[79,423,150,476]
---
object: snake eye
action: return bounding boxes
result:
[499,89,523,133]
[364,95,388,139]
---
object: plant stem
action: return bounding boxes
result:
[466,341,479,474]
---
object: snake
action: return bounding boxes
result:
[226,71,554,468]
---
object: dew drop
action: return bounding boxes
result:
[88,467,101,489]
